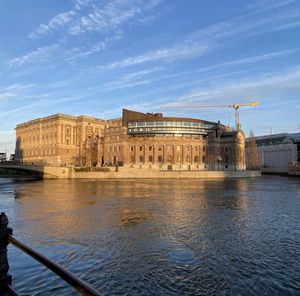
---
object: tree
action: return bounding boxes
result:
[246,130,261,170]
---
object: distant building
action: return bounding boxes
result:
[0,153,7,163]
[15,109,246,171]
[246,133,300,174]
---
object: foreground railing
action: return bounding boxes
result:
[0,212,101,296]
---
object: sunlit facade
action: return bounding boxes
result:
[15,109,246,171]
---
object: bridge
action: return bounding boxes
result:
[0,164,72,179]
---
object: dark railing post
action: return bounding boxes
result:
[0,212,13,293]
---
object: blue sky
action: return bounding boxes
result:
[1,0,300,154]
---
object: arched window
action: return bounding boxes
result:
[158,155,163,163]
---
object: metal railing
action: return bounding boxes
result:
[0,212,101,296]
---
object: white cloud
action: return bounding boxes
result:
[64,41,107,62]
[100,41,209,70]
[0,92,15,100]
[0,84,35,100]
[245,0,297,14]
[168,65,300,104]
[29,11,76,38]
[5,83,35,91]
[63,31,123,62]
[8,44,60,67]
[30,0,164,38]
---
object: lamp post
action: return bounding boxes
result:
[217,156,222,171]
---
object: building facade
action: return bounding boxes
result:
[246,133,300,173]
[15,109,246,171]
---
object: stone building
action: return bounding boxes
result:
[15,109,246,171]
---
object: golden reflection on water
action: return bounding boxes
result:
[3,176,300,295]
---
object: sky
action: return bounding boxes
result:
[1,0,300,154]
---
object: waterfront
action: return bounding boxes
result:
[1,176,300,295]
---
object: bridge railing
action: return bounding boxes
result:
[0,212,101,296]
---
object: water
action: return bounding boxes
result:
[1,176,300,295]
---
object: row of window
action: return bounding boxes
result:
[128,121,214,129]
[106,135,122,141]
[108,146,121,152]
[23,149,56,157]
[130,145,207,152]
[130,155,206,163]
[128,127,209,134]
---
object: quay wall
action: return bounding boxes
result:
[42,166,261,179]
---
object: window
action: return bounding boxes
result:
[130,146,134,152]
[158,155,163,163]
[203,146,206,152]
[225,147,228,152]
[149,155,153,162]
[195,146,198,152]
[66,139,70,145]
[158,146,162,152]
[149,146,153,152]
[139,146,143,151]
[130,155,135,163]
[194,156,199,162]
[139,155,144,162]
[202,156,206,163]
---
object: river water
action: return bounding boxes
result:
[0,176,300,295]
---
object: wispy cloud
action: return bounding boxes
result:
[63,31,123,62]
[167,65,300,104]
[29,11,76,38]
[29,0,164,38]
[69,0,163,35]
[99,41,209,70]
[245,0,297,15]
[0,92,15,100]
[0,83,35,100]
[8,44,60,67]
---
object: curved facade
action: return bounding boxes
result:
[15,109,246,171]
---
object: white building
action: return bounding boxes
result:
[246,133,300,174]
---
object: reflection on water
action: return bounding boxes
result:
[1,176,300,295]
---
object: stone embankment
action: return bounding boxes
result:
[42,166,261,179]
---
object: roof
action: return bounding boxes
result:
[246,132,300,146]
[122,108,220,126]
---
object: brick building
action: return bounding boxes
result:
[15,109,246,171]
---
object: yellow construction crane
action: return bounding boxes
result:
[161,101,260,130]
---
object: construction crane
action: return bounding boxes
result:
[161,101,260,130]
